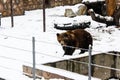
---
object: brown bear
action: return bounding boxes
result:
[56,29,93,55]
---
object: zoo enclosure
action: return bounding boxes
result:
[0,34,120,80]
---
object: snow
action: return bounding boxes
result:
[82,0,105,3]
[0,2,119,80]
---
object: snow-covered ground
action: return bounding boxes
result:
[0,2,119,80]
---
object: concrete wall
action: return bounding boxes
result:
[0,0,82,17]
[45,52,120,80]
[0,0,24,17]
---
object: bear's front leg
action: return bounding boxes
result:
[63,46,75,56]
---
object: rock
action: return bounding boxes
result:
[64,8,76,18]
[76,4,87,15]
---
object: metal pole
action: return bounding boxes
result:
[43,0,46,32]
[10,0,14,27]
[32,37,36,80]
[0,13,1,26]
[88,45,92,80]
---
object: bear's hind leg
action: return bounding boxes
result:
[79,46,89,54]
[80,50,85,54]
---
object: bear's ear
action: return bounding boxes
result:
[56,33,60,36]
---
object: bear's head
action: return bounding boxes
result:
[56,31,76,47]
[56,31,76,55]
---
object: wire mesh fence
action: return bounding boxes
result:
[0,34,120,80]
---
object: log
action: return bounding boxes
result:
[88,9,115,26]
[54,22,90,30]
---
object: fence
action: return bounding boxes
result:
[0,33,120,80]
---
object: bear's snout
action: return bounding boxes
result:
[60,41,67,46]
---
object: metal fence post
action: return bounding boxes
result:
[88,45,92,80]
[0,13,1,26]
[32,37,36,80]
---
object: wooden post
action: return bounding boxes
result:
[10,0,14,27]
[43,0,46,32]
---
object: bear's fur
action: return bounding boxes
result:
[56,29,93,55]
